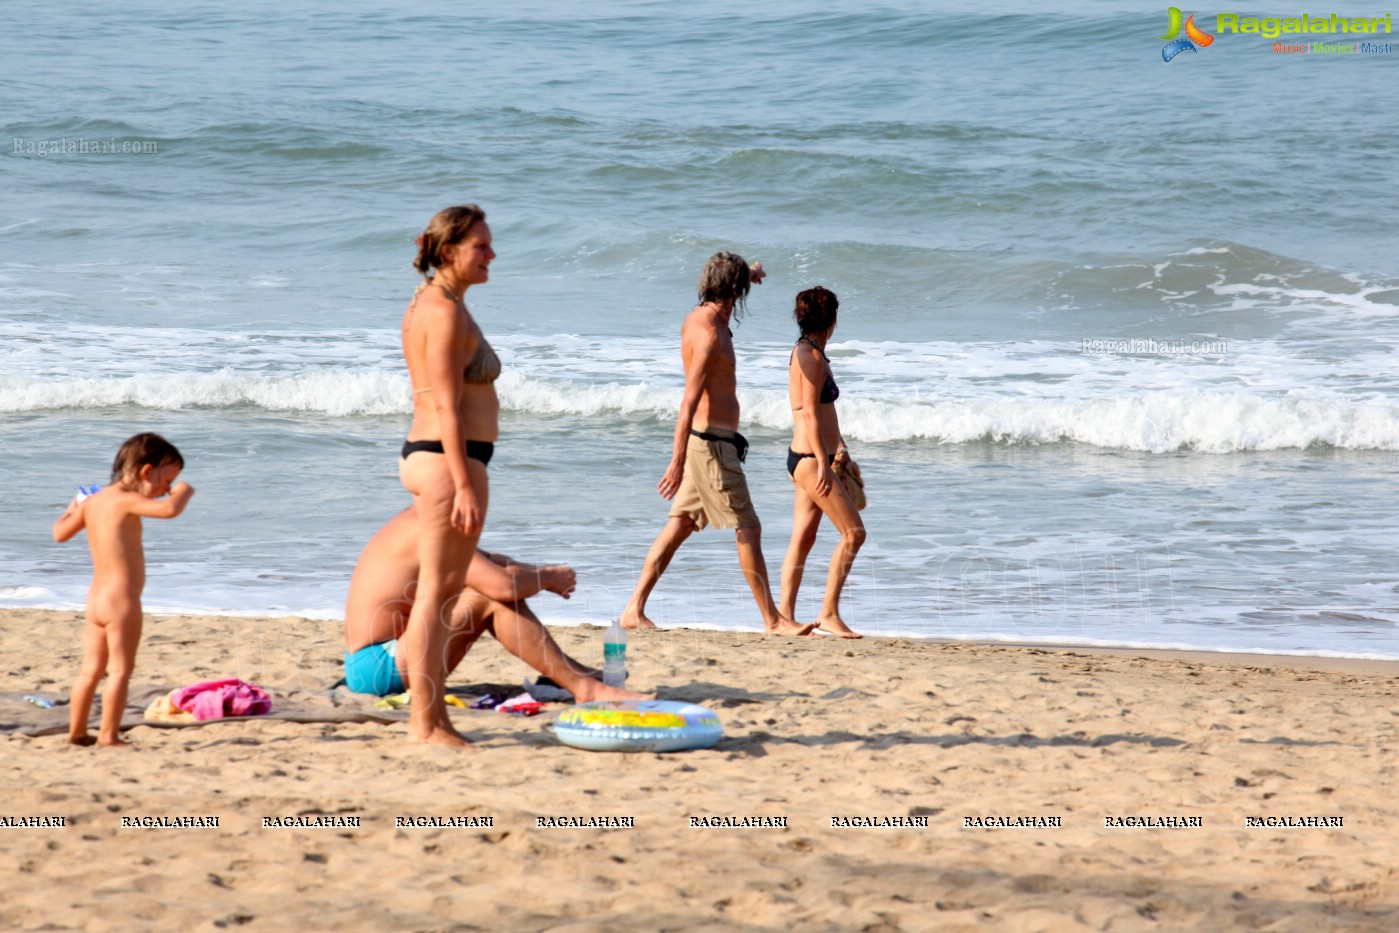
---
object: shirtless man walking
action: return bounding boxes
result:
[620,252,812,636]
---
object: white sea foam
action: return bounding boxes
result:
[817,392,1399,452]
[1212,281,1399,321]
[9,372,1396,452]
[0,585,58,602]
[6,325,1399,451]
[0,370,413,416]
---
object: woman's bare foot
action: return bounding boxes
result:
[815,616,862,639]
[68,733,96,747]
[769,614,817,636]
[409,713,472,749]
[413,725,472,749]
[97,736,133,748]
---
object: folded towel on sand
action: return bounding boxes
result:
[144,694,196,723]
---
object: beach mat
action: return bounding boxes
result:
[1,685,405,738]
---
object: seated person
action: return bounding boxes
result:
[344,507,647,703]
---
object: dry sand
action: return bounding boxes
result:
[2,608,1397,932]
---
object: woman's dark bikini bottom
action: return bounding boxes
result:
[400,439,495,467]
[786,448,835,477]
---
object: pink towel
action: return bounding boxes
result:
[169,678,273,721]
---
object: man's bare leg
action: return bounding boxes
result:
[735,526,814,635]
[620,516,695,630]
[482,597,653,702]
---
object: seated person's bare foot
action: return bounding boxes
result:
[815,615,862,639]
[571,679,656,703]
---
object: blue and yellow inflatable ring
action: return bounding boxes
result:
[554,699,723,752]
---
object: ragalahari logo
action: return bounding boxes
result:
[1161,7,1216,60]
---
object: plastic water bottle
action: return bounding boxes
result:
[602,619,628,687]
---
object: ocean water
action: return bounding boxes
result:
[3,1,1398,658]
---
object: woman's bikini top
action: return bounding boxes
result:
[462,336,501,384]
[410,280,502,393]
[795,337,839,405]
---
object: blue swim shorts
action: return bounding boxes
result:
[344,640,405,696]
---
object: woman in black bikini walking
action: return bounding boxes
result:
[779,286,866,639]
[399,204,501,746]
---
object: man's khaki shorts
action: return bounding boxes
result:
[668,432,760,530]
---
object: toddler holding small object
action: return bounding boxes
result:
[52,433,194,747]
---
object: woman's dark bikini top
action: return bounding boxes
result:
[796,337,839,404]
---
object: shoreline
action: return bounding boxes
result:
[5,607,1395,672]
[956,640,1399,676]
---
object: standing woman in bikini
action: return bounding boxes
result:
[779,286,867,638]
[400,204,501,746]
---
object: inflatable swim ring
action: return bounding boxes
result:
[553,699,723,752]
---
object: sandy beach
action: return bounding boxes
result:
[2,607,1396,932]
